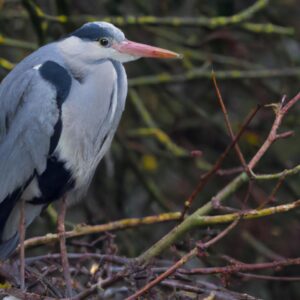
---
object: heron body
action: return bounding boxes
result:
[0,22,179,259]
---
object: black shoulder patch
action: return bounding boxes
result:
[70,23,113,41]
[30,156,75,205]
[39,61,72,107]
[39,61,72,155]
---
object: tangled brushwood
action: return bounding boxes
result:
[1,0,300,299]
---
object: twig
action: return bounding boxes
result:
[0,34,37,50]
[58,196,72,298]
[248,93,300,170]
[0,57,15,70]
[21,0,46,45]
[128,89,190,158]
[129,88,157,128]
[72,271,128,300]
[252,164,300,180]
[128,67,300,87]
[23,212,181,249]
[139,92,300,262]
[241,232,283,261]
[237,272,300,281]
[2,0,268,27]
[19,198,25,291]
[258,171,287,208]
[125,220,239,300]
[1,288,56,300]
[181,256,300,275]
[160,279,259,299]
[180,104,260,218]
[241,22,295,35]
[21,200,300,253]
[211,71,249,174]
[25,253,130,265]
[128,127,189,157]
[217,166,244,176]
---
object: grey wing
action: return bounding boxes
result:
[0,43,60,143]
[0,68,60,203]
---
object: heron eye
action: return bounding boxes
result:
[99,38,110,47]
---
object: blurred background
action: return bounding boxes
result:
[1,0,300,299]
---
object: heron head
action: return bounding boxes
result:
[60,22,181,64]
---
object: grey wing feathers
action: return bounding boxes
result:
[0,67,60,202]
[0,72,34,141]
[0,43,60,143]
[0,232,19,259]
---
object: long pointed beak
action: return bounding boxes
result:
[112,40,182,59]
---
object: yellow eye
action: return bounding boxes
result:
[99,38,109,47]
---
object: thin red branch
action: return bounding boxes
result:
[258,171,287,208]
[125,220,239,300]
[237,272,300,281]
[181,105,260,218]
[212,71,249,172]
[19,198,25,291]
[180,257,300,275]
[160,279,257,299]
[58,197,72,297]
[248,93,300,170]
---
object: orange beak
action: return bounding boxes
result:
[113,40,181,59]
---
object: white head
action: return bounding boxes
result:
[58,22,180,66]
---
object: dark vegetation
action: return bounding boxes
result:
[0,0,300,299]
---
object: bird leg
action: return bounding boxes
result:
[19,198,26,291]
[57,196,72,297]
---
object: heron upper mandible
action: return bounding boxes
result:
[0,22,179,262]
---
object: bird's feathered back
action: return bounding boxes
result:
[0,25,128,259]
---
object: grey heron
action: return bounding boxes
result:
[0,21,179,262]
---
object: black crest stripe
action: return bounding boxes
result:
[70,23,114,41]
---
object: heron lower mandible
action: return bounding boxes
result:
[0,21,180,293]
